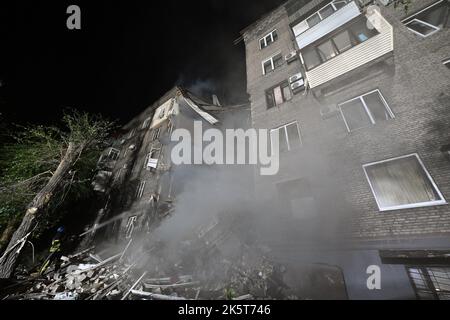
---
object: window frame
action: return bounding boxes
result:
[142,117,151,129]
[338,89,395,133]
[300,15,379,71]
[292,0,352,36]
[128,128,136,139]
[261,52,283,75]
[259,30,278,50]
[270,121,302,152]
[443,58,450,69]
[265,81,292,109]
[125,216,137,239]
[402,0,448,38]
[407,266,450,300]
[152,127,161,141]
[405,18,441,38]
[108,148,120,161]
[136,180,146,199]
[363,153,447,212]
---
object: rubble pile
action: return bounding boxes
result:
[2,214,299,300]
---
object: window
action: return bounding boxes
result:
[144,148,160,169]
[338,90,394,132]
[113,168,123,183]
[152,127,161,141]
[158,108,166,119]
[363,154,446,211]
[271,121,302,153]
[407,267,450,300]
[403,0,449,38]
[259,30,278,49]
[262,53,284,75]
[292,0,352,36]
[136,180,146,199]
[444,59,450,69]
[125,216,137,239]
[128,128,136,139]
[266,81,292,108]
[142,117,151,129]
[301,16,378,71]
[108,148,120,161]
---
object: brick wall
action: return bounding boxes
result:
[243,0,450,240]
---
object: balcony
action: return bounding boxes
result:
[294,0,361,50]
[305,9,394,89]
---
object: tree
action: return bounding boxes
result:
[0,110,115,278]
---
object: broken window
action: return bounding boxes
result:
[125,216,137,239]
[301,16,378,71]
[266,81,292,109]
[108,148,120,161]
[407,267,450,300]
[271,121,302,153]
[339,89,394,132]
[136,180,146,199]
[404,0,449,37]
[262,53,283,75]
[259,30,278,49]
[142,117,151,129]
[363,154,446,211]
[145,148,160,170]
[113,168,123,183]
[152,127,161,141]
[128,128,136,139]
[292,0,352,36]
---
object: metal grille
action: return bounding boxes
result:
[407,267,450,300]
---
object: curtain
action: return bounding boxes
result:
[366,156,440,209]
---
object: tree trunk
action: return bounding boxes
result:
[0,142,80,278]
[0,220,17,253]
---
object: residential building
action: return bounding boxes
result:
[89,87,251,251]
[241,0,450,299]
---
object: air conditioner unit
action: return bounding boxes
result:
[290,79,305,92]
[285,51,298,63]
[289,73,303,84]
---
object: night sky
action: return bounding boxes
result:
[0,0,286,126]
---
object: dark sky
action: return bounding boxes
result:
[0,0,285,126]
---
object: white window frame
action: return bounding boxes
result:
[136,180,146,199]
[142,117,151,129]
[262,52,282,75]
[259,30,277,49]
[363,153,447,212]
[338,89,395,133]
[405,18,441,38]
[270,121,302,152]
[294,0,351,36]
[443,58,450,68]
[144,148,160,169]
[402,0,446,38]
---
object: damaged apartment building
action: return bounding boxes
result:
[241,0,450,299]
[89,87,250,250]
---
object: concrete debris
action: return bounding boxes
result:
[4,215,300,300]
